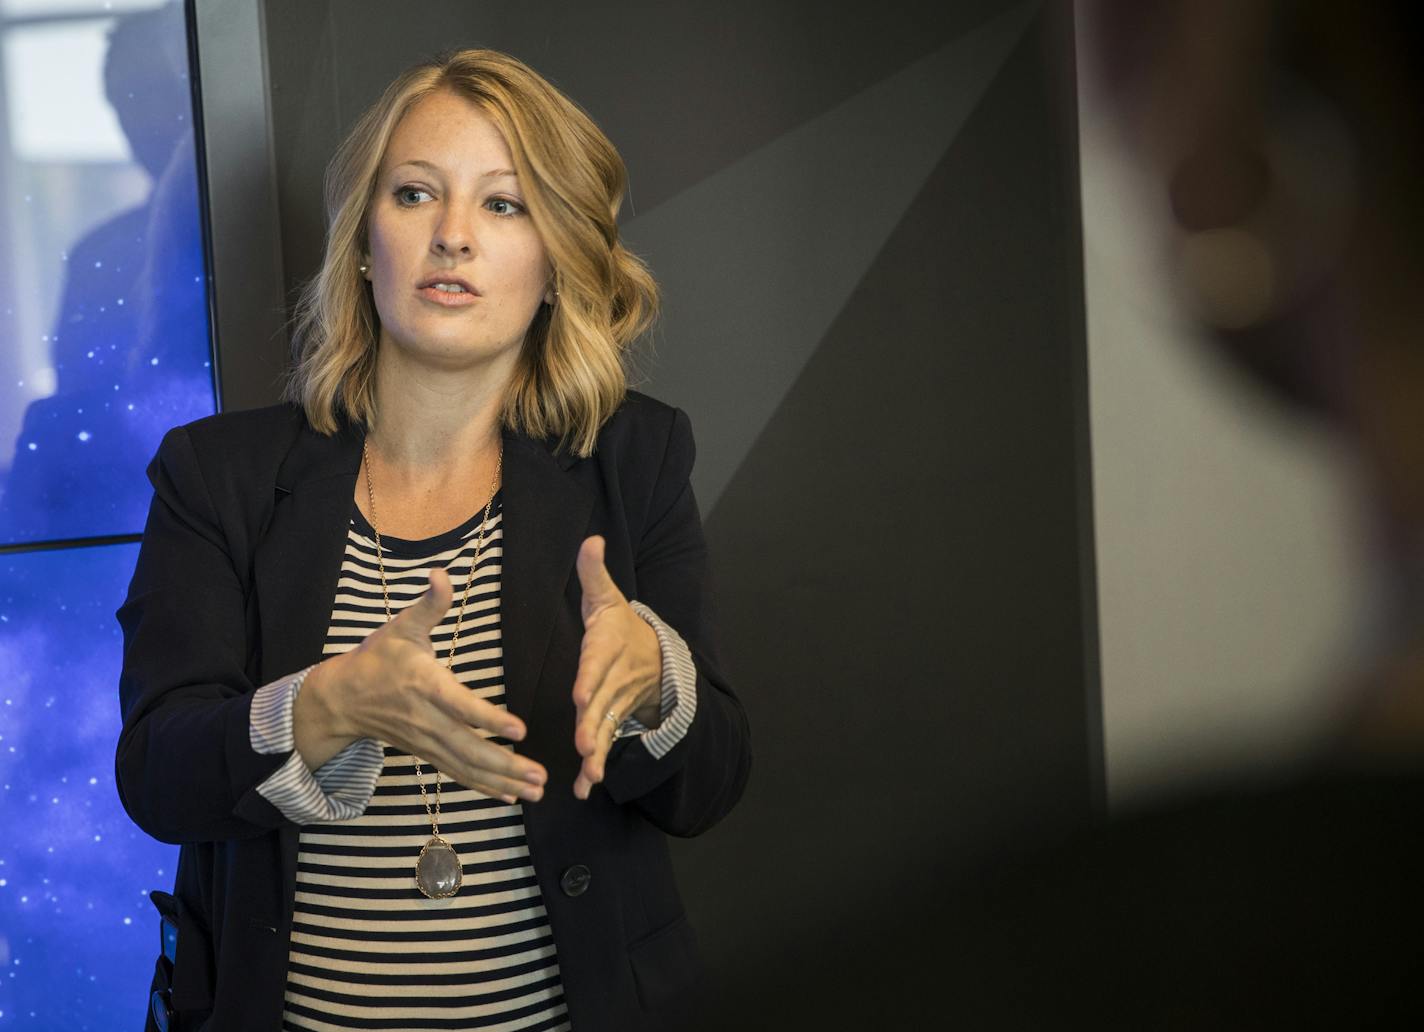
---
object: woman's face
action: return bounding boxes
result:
[365,89,553,376]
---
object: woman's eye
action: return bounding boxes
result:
[488,198,526,218]
[395,186,432,206]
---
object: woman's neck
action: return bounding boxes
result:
[365,343,514,480]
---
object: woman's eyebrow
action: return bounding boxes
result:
[389,159,517,178]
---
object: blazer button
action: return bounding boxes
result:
[560,864,592,897]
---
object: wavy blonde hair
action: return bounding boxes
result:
[282,48,659,457]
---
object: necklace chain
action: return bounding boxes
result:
[362,436,503,837]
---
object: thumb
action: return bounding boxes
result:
[576,536,623,614]
[389,565,453,641]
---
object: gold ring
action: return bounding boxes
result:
[603,709,619,726]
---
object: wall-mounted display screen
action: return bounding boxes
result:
[0,1,210,1026]
[0,0,215,547]
[0,541,178,1028]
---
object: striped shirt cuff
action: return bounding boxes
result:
[622,601,698,760]
[249,665,385,824]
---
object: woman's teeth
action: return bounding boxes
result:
[432,283,466,293]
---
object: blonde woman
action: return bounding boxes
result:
[116,48,749,1032]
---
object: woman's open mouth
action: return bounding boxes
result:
[418,282,480,307]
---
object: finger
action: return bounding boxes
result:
[576,536,624,621]
[412,671,546,781]
[432,702,546,786]
[404,727,547,801]
[429,669,532,744]
[574,769,593,800]
[575,713,619,799]
[574,756,614,800]
[577,674,629,785]
[455,772,538,805]
[386,566,454,643]
[573,647,627,757]
[571,631,622,715]
[428,764,543,806]
[402,719,539,782]
[464,772,545,804]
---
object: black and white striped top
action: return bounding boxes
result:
[246,493,698,1031]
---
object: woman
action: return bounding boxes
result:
[116,48,750,1032]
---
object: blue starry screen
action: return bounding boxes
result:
[0,0,215,548]
[0,1,213,1027]
[0,544,176,1029]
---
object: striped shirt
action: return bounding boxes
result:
[246,491,698,1030]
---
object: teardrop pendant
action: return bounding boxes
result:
[415,837,462,899]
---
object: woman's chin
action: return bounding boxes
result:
[382,332,522,374]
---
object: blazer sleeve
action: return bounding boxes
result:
[600,407,751,836]
[114,425,292,844]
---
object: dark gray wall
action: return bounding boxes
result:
[250,1,1099,1025]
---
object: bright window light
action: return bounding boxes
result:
[3,19,129,163]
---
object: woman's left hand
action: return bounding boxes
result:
[571,535,662,799]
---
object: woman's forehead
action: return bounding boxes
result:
[381,91,513,176]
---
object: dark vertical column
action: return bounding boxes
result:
[190,0,289,410]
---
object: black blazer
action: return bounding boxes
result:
[115,390,750,1031]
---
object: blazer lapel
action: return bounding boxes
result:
[253,416,365,921]
[497,425,593,721]
[254,416,365,684]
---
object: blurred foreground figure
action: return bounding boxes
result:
[940,4,1424,1027]
[1092,0,1424,759]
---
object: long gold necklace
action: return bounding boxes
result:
[362,436,503,900]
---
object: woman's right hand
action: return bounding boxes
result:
[293,566,547,803]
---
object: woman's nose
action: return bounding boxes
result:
[431,203,476,257]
